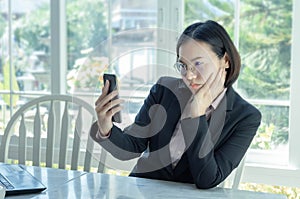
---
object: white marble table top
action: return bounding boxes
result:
[7,166,287,199]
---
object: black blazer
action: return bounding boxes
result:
[91,76,261,189]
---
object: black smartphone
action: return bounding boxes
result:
[103,73,122,123]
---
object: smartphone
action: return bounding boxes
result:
[103,73,122,123]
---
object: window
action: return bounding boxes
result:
[66,0,108,93]
[0,0,50,130]
[66,0,158,125]
[238,0,291,166]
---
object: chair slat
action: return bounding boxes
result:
[32,104,41,166]
[71,106,82,170]
[232,155,246,189]
[89,118,107,173]
[98,147,107,173]
[84,134,94,172]
[59,101,69,169]
[18,114,26,164]
[46,100,55,167]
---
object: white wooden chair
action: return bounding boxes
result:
[0,95,107,173]
[218,154,247,189]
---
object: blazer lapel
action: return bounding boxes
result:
[203,87,235,153]
[200,93,228,158]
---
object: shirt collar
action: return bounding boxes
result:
[211,88,227,110]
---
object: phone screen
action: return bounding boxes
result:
[103,73,122,123]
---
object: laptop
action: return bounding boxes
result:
[0,163,46,196]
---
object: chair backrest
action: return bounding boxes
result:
[218,154,246,189]
[0,94,106,173]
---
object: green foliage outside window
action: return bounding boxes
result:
[8,0,108,93]
[66,0,108,70]
[14,4,50,56]
[238,0,292,100]
[240,183,299,199]
[13,0,108,72]
[0,15,5,37]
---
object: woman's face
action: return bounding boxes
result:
[178,39,228,92]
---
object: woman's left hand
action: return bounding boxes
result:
[186,67,226,118]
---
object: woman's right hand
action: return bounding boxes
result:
[94,80,123,137]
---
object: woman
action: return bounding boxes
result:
[90,20,261,189]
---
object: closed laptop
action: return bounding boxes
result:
[0,163,46,196]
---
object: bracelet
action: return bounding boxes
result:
[96,129,110,140]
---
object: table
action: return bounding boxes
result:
[7,166,287,199]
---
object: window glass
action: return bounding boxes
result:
[12,0,50,93]
[0,0,50,134]
[238,0,292,101]
[0,0,8,131]
[66,0,108,94]
[238,0,292,156]
[184,0,234,36]
[110,0,157,124]
[66,0,158,124]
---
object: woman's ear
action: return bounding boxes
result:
[223,52,230,69]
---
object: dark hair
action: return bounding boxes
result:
[176,20,241,87]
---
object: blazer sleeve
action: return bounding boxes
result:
[181,105,261,189]
[91,78,165,160]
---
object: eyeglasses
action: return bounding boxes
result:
[174,61,197,75]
